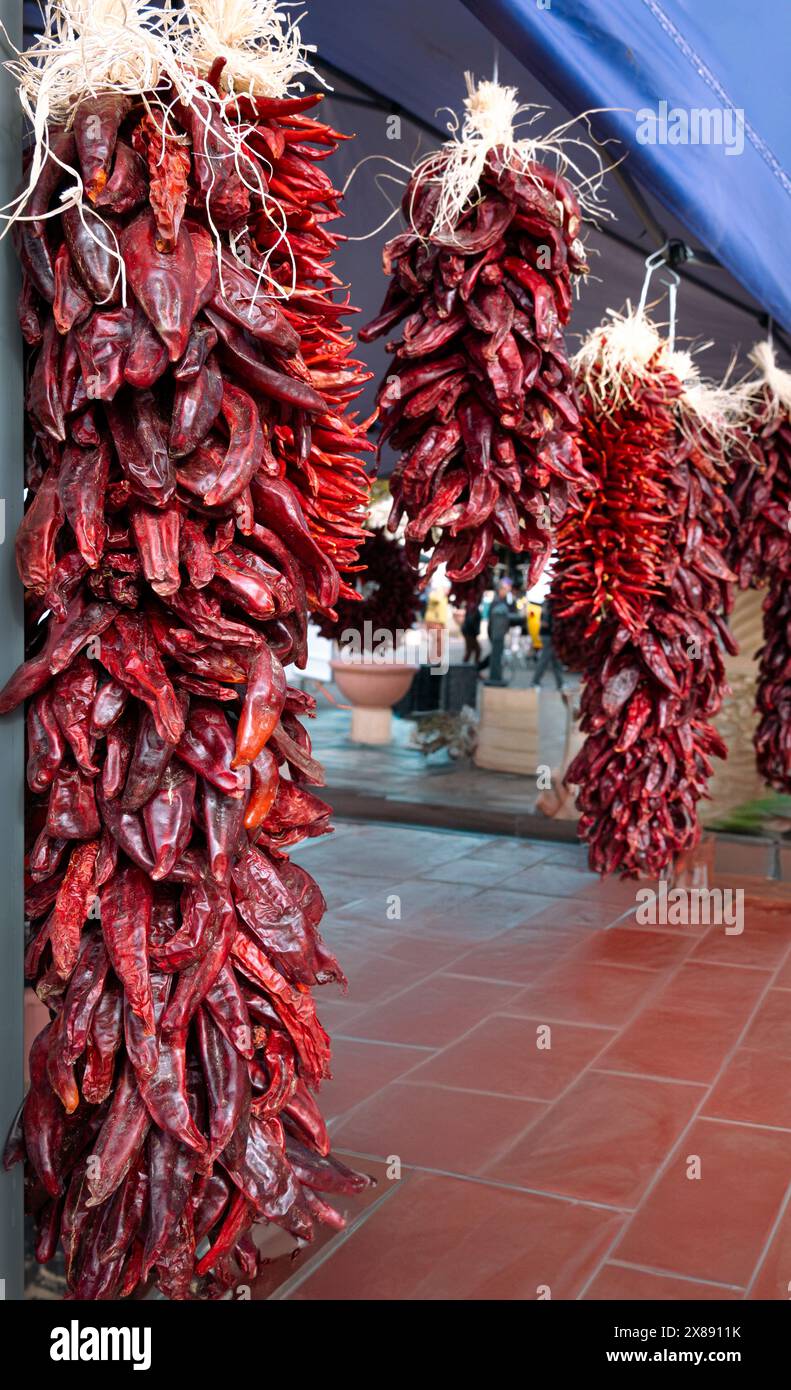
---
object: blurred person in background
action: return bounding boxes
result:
[478,579,513,685]
[424,580,450,667]
[424,583,449,631]
[461,597,482,664]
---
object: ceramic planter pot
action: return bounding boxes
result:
[331,657,416,744]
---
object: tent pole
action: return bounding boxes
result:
[0,0,26,1302]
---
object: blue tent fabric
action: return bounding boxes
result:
[462,0,791,329]
[20,0,787,354]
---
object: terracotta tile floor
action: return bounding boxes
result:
[255,820,791,1301]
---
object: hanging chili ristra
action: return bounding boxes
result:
[0,0,373,1299]
[554,312,736,877]
[727,343,791,791]
[361,76,597,591]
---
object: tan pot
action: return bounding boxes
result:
[331,658,416,744]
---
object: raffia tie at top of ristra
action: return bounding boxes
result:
[406,72,611,246]
[0,0,174,232]
[173,0,324,97]
[0,0,325,304]
[746,339,791,417]
[4,0,172,127]
[572,305,742,447]
[0,0,318,228]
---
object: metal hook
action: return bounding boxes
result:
[658,265,681,352]
[637,245,681,350]
[637,244,669,318]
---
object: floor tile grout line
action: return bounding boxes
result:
[605,1259,746,1293]
[676,957,789,974]
[468,952,705,1177]
[578,944,791,1297]
[743,1179,791,1298]
[384,1077,556,1105]
[696,1114,791,1136]
[603,903,652,932]
[328,1149,637,1213]
[270,1173,408,1301]
[574,1215,640,1301]
[591,1066,708,1089]
[328,1034,436,1052]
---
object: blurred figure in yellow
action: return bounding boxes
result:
[526,601,543,651]
[424,586,449,629]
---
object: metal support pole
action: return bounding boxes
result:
[0,0,26,1301]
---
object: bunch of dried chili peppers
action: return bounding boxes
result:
[314,527,423,646]
[727,344,791,791]
[555,313,735,877]
[0,3,374,1298]
[360,77,593,588]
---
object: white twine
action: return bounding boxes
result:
[0,0,309,302]
[407,73,615,244]
[173,0,324,98]
[572,305,665,415]
[573,300,737,444]
[0,0,173,242]
[748,339,791,415]
[637,246,680,350]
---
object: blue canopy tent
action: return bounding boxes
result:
[460,0,791,333]
[20,0,791,379]
[289,0,789,407]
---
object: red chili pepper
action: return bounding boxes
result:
[81,975,123,1103]
[195,1005,251,1164]
[120,210,198,360]
[97,612,185,743]
[49,837,100,977]
[556,347,734,876]
[728,381,791,788]
[106,390,175,507]
[142,1126,198,1279]
[150,877,220,972]
[16,464,64,593]
[60,931,110,1063]
[5,66,373,1301]
[132,112,190,251]
[62,204,118,303]
[74,94,130,202]
[46,762,100,840]
[169,353,224,459]
[85,1057,150,1207]
[100,864,155,1033]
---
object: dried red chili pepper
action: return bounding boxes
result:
[725,348,791,789]
[1,25,373,1301]
[100,864,155,1033]
[362,93,590,588]
[49,838,100,978]
[555,319,734,876]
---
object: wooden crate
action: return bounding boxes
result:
[707,589,765,821]
[474,685,541,773]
